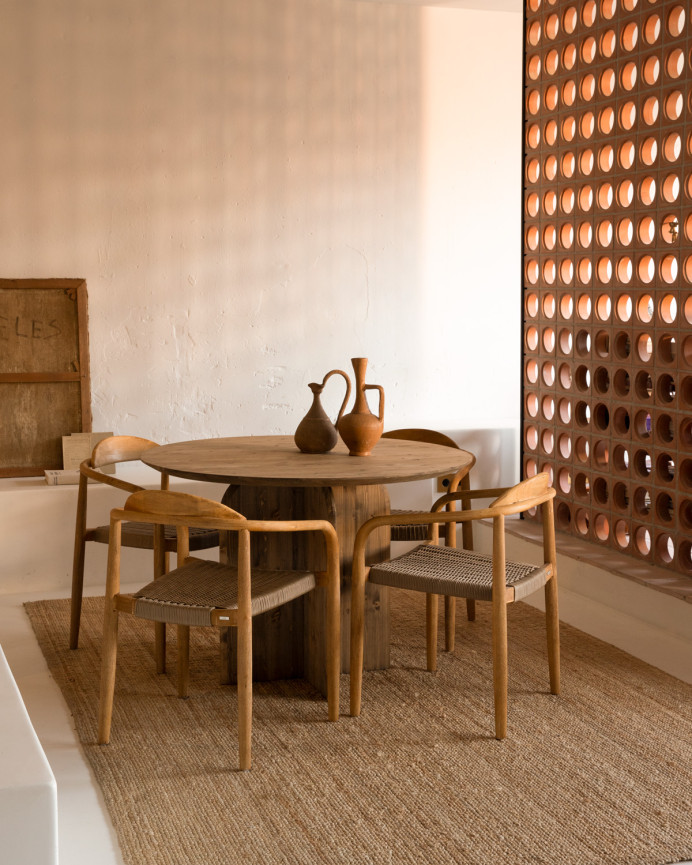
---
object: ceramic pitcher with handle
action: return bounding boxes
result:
[294,369,352,454]
[337,357,384,456]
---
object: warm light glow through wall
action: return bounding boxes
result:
[523,0,692,577]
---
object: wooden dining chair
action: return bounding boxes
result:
[70,435,220,662]
[382,428,477,649]
[350,472,559,740]
[97,489,340,771]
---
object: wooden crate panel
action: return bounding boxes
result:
[0,382,84,473]
[0,279,91,477]
[0,287,82,374]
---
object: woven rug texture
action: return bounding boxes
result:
[25,592,692,865]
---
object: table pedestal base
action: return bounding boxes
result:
[219,483,391,695]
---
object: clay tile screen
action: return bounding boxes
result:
[522,0,692,576]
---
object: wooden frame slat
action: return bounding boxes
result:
[0,278,91,476]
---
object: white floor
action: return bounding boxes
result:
[0,584,127,865]
[2,584,691,865]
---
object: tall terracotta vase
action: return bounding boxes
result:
[337,357,385,456]
[294,369,351,454]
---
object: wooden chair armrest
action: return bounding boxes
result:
[354,488,557,562]
[244,518,337,535]
[432,487,510,509]
[435,489,556,519]
[246,521,341,589]
[353,508,491,563]
[80,460,144,494]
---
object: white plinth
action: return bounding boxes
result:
[0,645,58,865]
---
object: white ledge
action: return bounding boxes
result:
[502,517,692,604]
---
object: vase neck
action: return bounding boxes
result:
[352,357,368,384]
[350,358,371,413]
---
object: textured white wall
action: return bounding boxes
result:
[1,0,522,475]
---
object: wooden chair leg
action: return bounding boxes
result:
[461,475,476,628]
[98,604,119,745]
[69,537,86,650]
[177,625,190,698]
[326,576,340,723]
[542,498,560,696]
[69,476,88,650]
[444,596,456,652]
[545,576,560,695]
[154,529,166,674]
[349,576,366,717]
[491,597,508,740]
[154,624,166,675]
[217,534,233,686]
[219,629,232,686]
[445,598,476,652]
[426,593,438,672]
[237,618,252,771]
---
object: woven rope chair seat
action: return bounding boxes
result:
[132,559,317,627]
[87,521,219,552]
[369,543,551,602]
[388,509,437,542]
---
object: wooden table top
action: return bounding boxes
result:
[142,435,473,488]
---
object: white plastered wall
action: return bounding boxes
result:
[0,1,522,456]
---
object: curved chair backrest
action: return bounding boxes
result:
[91,435,159,469]
[73,435,194,650]
[124,489,243,522]
[491,472,553,510]
[382,428,459,450]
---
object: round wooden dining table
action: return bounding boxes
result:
[143,435,474,693]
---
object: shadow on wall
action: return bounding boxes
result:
[451,427,520,490]
[386,426,520,514]
[1,0,425,443]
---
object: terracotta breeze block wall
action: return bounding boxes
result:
[522,0,692,577]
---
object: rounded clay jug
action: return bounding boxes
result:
[294,369,351,454]
[337,357,385,456]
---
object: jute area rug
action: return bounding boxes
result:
[26,593,692,865]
